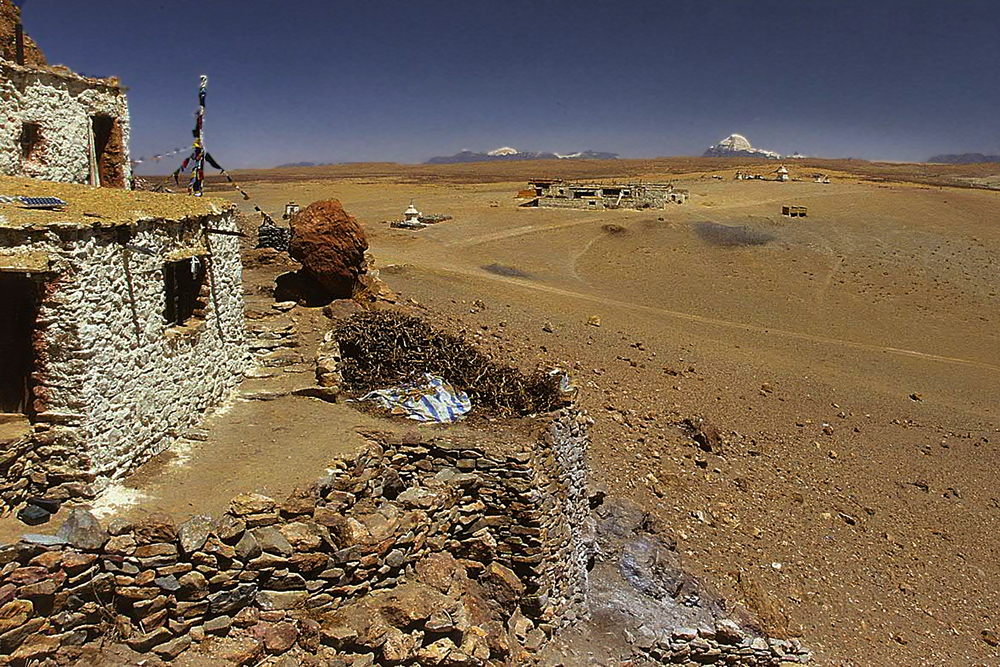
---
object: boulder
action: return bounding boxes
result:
[381,627,417,663]
[289,200,369,299]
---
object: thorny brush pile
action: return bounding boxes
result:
[335,310,563,417]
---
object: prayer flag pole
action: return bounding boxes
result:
[173,75,209,196]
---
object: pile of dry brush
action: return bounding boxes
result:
[335,310,562,417]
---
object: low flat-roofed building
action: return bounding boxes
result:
[0,58,132,187]
[521,180,688,209]
[0,176,249,508]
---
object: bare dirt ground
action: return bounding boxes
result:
[193,160,1000,666]
[6,159,996,665]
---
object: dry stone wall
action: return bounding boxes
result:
[0,211,250,508]
[631,622,811,665]
[0,409,591,665]
[0,60,131,186]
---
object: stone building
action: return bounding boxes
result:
[0,57,132,187]
[521,179,688,209]
[0,176,250,508]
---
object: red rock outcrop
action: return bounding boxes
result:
[0,1,46,66]
[289,200,368,299]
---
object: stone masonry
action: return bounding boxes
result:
[0,59,131,186]
[0,408,591,665]
[0,180,250,508]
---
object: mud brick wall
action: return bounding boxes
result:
[0,409,590,665]
[0,60,132,186]
[0,211,250,508]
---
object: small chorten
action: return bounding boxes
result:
[404,201,421,224]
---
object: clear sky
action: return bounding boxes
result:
[19,0,1000,169]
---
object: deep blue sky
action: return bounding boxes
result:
[20,1,1000,169]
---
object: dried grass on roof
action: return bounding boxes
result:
[0,176,231,229]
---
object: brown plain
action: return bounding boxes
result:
[196,157,999,665]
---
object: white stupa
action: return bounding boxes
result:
[775,165,789,182]
[404,201,421,224]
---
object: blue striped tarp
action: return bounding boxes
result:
[357,374,471,423]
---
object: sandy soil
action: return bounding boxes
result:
[5,159,998,665]
[199,163,999,665]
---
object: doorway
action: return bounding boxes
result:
[92,115,125,188]
[0,274,36,416]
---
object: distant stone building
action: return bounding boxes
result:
[775,165,789,182]
[520,179,688,209]
[0,177,250,508]
[0,58,132,187]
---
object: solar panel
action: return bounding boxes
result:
[18,196,67,209]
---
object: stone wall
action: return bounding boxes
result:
[0,409,591,665]
[633,624,811,665]
[380,409,592,634]
[0,60,132,186]
[0,210,250,507]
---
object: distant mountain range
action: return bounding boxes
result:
[926,153,1000,164]
[425,147,619,164]
[703,134,781,159]
[275,161,327,168]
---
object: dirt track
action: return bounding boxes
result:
[202,162,1000,665]
[31,160,986,665]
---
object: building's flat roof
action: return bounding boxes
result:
[0,176,233,230]
[560,182,676,189]
[0,57,124,91]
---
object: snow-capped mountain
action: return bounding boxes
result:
[426,147,619,164]
[703,134,781,159]
[486,146,521,157]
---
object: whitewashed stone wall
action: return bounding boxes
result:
[0,60,131,186]
[0,209,249,504]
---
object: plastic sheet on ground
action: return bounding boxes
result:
[356,373,471,423]
[549,368,577,404]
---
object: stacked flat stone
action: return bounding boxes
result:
[257,221,290,252]
[635,621,812,665]
[0,408,591,664]
[381,408,593,635]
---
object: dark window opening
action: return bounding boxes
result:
[92,115,126,188]
[163,257,208,327]
[0,275,37,416]
[19,122,40,161]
